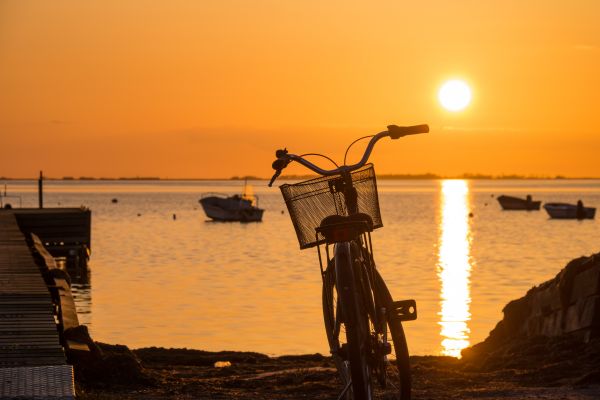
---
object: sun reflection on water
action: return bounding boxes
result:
[437,180,472,357]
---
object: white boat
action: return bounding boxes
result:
[199,183,264,222]
[543,202,596,219]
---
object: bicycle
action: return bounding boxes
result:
[268,124,428,399]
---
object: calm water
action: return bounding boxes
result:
[3,179,600,356]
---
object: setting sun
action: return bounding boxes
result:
[438,80,472,112]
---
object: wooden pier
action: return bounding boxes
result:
[11,207,91,268]
[0,213,75,398]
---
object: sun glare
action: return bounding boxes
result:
[437,180,473,357]
[438,80,472,112]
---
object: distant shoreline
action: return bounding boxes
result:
[2,175,600,181]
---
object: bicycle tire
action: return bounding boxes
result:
[326,242,372,400]
[323,243,411,400]
[323,256,351,391]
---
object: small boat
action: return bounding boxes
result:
[497,195,541,210]
[544,202,596,219]
[199,182,264,222]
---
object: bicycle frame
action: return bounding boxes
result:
[319,236,381,329]
[314,173,386,397]
[272,124,427,400]
[320,234,393,400]
[314,169,379,320]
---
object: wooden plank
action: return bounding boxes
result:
[0,358,68,367]
[0,213,67,372]
[0,208,81,395]
[0,336,60,342]
[0,304,54,312]
[54,278,79,330]
[31,233,59,270]
[13,208,90,229]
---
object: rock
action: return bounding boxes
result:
[462,252,600,378]
[67,326,151,388]
[468,253,600,353]
[64,325,102,358]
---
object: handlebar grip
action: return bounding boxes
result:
[388,124,429,139]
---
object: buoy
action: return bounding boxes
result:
[111,198,118,203]
[173,214,177,220]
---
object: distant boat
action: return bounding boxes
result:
[497,195,541,211]
[544,202,596,219]
[199,182,264,222]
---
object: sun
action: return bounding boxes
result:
[438,80,472,112]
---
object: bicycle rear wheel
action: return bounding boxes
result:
[372,268,411,399]
[322,244,411,400]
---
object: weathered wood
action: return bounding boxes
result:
[7,207,91,249]
[31,233,59,270]
[0,213,75,398]
[53,278,80,331]
[29,233,87,352]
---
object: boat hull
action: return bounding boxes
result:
[200,196,264,222]
[543,203,596,219]
[497,195,541,210]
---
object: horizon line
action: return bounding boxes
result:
[2,174,600,181]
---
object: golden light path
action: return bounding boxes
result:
[437,180,473,357]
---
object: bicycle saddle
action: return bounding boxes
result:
[316,213,374,244]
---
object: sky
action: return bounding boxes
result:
[1,1,599,179]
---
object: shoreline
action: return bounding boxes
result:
[75,338,600,400]
[75,252,600,399]
[3,176,600,181]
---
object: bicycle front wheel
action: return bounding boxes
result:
[324,242,371,399]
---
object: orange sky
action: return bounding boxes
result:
[1,1,599,178]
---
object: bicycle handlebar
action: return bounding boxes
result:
[268,124,428,187]
[388,124,429,139]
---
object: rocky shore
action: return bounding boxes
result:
[75,253,600,399]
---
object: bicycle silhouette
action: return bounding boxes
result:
[269,124,428,399]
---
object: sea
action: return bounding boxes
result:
[2,178,599,357]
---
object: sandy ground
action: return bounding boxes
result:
[74,341,600,400]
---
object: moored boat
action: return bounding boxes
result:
[497,195,541,211]
[543,202,596,219]
[199,182,264,222]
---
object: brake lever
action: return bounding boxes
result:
[268,169,282,187]
[268,156,292,187]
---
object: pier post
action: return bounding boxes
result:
[38,171,43,208]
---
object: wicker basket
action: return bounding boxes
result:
[280,164,383,249]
